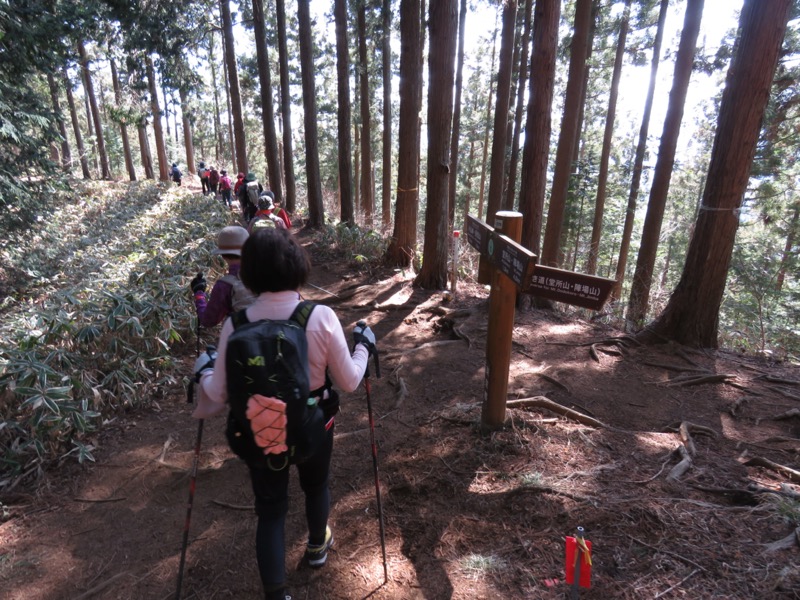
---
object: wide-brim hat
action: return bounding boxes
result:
[244,172,257,182]
[212,225,249,256]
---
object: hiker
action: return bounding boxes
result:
[248,191,287,233]
[233,172,246,198]
[272,198,292,229]
[238,172,262,223]
[191,227,377,600]
[209,166,220,197]
[219,169,233,208]
[169,162,182,186]
[198,161,210,195]
[190,225,255,328]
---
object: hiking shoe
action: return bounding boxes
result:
[305,525,334,568]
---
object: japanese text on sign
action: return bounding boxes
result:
[527,265,615,311]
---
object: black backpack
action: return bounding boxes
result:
[224,301,326,468]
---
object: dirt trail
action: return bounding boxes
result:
[2,230,800,599]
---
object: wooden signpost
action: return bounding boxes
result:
[465,212,615,432]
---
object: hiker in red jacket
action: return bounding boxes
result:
[209,167,220,197]
[219,169,233,209]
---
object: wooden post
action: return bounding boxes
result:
[481,210,522,432]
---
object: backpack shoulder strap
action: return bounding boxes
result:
[289,300,316,330]
[231,309,250,329]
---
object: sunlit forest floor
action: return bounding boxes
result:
[2,189,799,599]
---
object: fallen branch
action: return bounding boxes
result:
[679,421,697,457]
[627,535,707,572]
[72,572,130,600]
[211,500,252,511]
[743,456,800,484]
[507,396,607,429]
[653,569,701,599]
[73,497,126,504]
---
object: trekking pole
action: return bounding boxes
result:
[175,341,212,600]
[358,321,387,583]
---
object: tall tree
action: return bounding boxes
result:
[540,0,593,267]
[586,0,631,275]
[448,0,468,229]
[220,0,248,174]
[611,0,669,300]
[276,0,297,213]
[146,55,169,180]
[108,51,137,181]
[63,68,91,179]
[137,115,155,179]
[381,0,392,228]
[626,0,704,326]
[504,0,534,212]
[358,1,375,226]
[518,0,560,256]
[644,0,793,348]
[47,73,72,172]
[385,0,423,266]
[298,0,325,227]
[252,0,282,199]
[485,0,518,224]
[78,39,111,179]
[208,32,225,163]
[335,0,355,225]
[416,0,458,289]
[178,85,196,174]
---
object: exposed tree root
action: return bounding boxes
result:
[759,375,800,386]
[641,360,710,373]
[383,339,465,360]
[664,373,736,387]
[742,456,800,484]
[759,408,800,424]
[666,444,693,482]
[762,527,800,553]
[663,422,718,438]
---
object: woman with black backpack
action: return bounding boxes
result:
[191,228,378,600]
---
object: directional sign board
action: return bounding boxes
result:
[465,215,536,291]
[527,265,615,311]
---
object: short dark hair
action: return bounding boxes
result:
[240,228,310,293]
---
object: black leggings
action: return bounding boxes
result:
[248,425,334,591]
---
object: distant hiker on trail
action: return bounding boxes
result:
[233,172,246,198]
[219,169,233,209]
[248,191,287,233]
[191,227,378,600]
[190,225,255,329]
[272,198,292,229]
[198,161,210,195]
[209,167,220,197]
[238,172,262,223]
[169,162,182,186]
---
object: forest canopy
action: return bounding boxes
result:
[1,0,799,356]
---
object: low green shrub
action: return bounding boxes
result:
[0,181,229,490]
